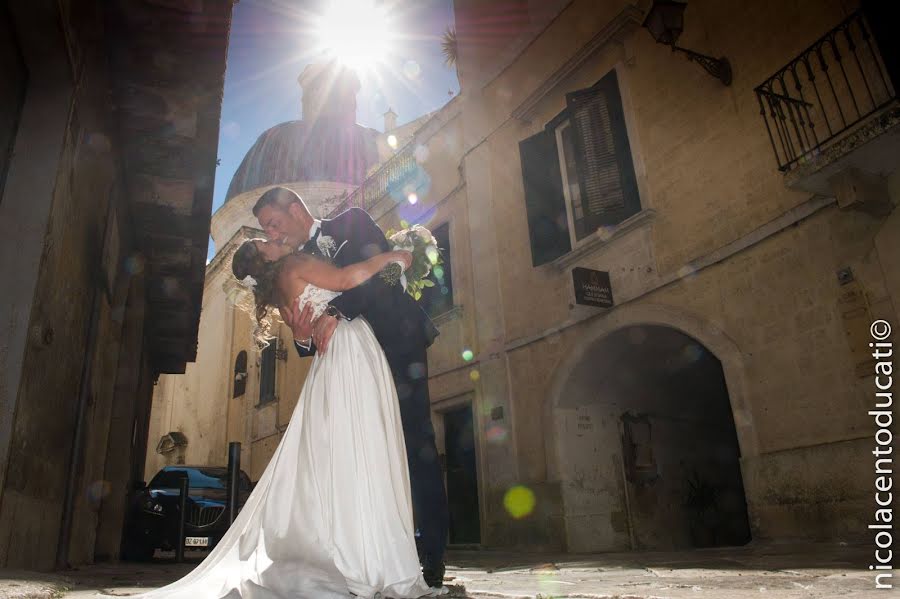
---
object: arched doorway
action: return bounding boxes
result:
[553,324,751,552]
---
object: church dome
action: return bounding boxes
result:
[224,61,379,203]
[213,62,381,246]
[224,118,379,203]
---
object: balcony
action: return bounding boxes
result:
[327,142,421,217]
[754,8,898,210]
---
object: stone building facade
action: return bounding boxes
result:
[0,0,233,570]
[442,0,899,551]
[147,0,899,555]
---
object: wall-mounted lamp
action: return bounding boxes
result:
[642,0,732,86]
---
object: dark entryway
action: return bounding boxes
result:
[443,404,480,545]
[557,325,751,551]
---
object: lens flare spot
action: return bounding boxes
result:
[677,265,698,279]
[414,144,430,163]
[162,278,179,297]
[593,226,612,242]
[124,254,145,275]
[433,266,445,280]
[441,286,449,295]
[86,480,111,507]
[221,122,240,140]
[627,327,648,345]
[469,369,480,382]
[682,343,704,363]
[486,424,507,443]
[403,60,422,80]
[461,349,474,362]
[387,134,398,148]
[407,192,418,205]
[86,132,111,152]
[504,485,536,519]
[407,361,426,380]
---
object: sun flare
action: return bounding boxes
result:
[315,0,392,71]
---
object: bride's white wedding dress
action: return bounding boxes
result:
[118,286,433,599]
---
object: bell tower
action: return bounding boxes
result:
[298,60,361,125]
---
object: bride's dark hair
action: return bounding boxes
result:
[231,239,289,347]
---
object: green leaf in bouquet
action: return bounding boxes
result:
[421,279,435,287]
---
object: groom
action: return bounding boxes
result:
[253,186,449,589]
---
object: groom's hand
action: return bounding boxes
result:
[311,314,339,353]
[281,299,314,346]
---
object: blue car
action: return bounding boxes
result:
[123,465,253,560]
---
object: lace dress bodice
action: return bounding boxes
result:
[297,284,342,319]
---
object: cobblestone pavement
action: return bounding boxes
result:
[0,541,888,599]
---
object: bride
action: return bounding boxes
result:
[121,239,438,599]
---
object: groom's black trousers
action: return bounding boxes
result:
[385,344,449,568]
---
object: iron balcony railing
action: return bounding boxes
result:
[328,143,419,217]
[754,9,896,172]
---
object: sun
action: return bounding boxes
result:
[315,0,392,72]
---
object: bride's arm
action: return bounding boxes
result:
[284,250,412,292]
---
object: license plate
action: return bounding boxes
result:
[185,536,209,547]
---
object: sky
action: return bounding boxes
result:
[209,0,460,260]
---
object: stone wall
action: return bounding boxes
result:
[452,0,898,549]
[0,3,130,569]
[0,0,231,569]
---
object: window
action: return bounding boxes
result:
[258,343,276,404]
[0,6,27,201]
[419,222,453,317]
[233,351,248,398]
[150,467,251,491]
[519,69,640,265]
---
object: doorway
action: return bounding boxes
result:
[555,325,751,552]
[442,403,481,545]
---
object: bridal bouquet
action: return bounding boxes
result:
[380,222,442,300]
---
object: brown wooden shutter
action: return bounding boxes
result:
[259,344,276,404]
[566,70,640,229]
[518,129,571,266]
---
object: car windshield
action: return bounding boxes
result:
[150,468,229,490]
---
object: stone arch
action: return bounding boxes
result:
[545,303,757,483]
[541,303,758,552]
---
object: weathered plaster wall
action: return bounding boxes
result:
[452,0,896,549]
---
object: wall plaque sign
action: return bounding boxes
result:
[572,267,613,308]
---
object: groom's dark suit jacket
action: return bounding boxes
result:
[294,207,439,358]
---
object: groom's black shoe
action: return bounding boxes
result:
[422,561,445,588]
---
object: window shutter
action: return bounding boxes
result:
[259,344,276,403]
[518,129,571,266]
[566,70,640,229]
